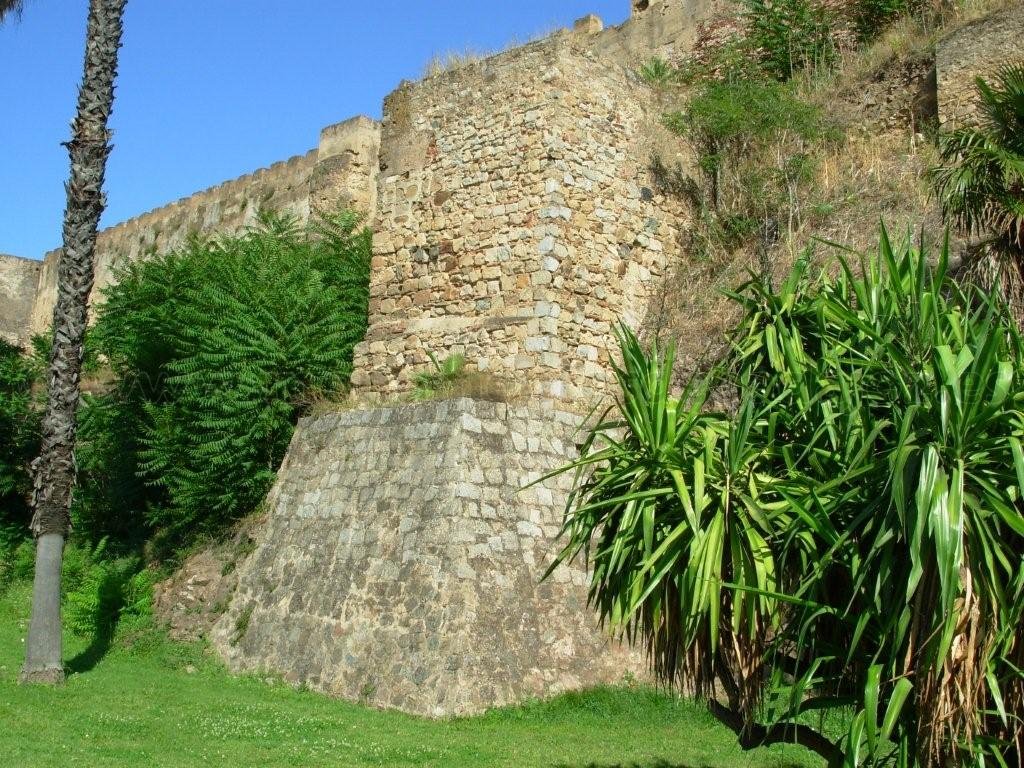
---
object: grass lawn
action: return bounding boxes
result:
[0,582,822,768]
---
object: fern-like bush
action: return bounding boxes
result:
[89,211,371,543]
[0,338,42,530]
[60,539,154,640]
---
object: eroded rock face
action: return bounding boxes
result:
[153,523,259,641]
[154,551,237,641]
[936,3,1024,129]
[211,398,643,716]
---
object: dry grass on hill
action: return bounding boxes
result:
[644,2,1013,375]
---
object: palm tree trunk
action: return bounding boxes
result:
[20,0,127,685]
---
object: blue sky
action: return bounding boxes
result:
[0,0,629,259]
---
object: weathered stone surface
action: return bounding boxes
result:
[211,398,643,716]
[590,0,724,65]
[311,116,381,217]
[153,550,239,641]
[152,519,262,641]
[352,33,688,404]
[936,3,1024,129]
[0,253,41,347]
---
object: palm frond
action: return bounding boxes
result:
[0,0,24,23]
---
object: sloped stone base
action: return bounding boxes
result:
[211,397,642,716]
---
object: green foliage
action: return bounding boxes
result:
[853,0,924,42]
[0,530,34,592]
[88,211,371,545]
[63,539,151,640]
[668,79,826,153]
[662,80,835,258]
[931,64,1024,249]
[740,0,836,80]
[412,352,467,400]
[0,339,41,530]
[677,35,767,86]
[549,228,1024,766]
[71,392,150,544]
[639,56,679,88]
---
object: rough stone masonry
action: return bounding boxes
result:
[351,31,688,403]
[208,4,706,715]
[212,398,643,716]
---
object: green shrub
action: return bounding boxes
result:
[0,527,34,591]
[549,229,1024,766]
[62,539,153,639]
[662,80,836,257]
[639,57,679,88]
[88,211,371,545]
[931,63,1024,250]
[70,392,149,545]
[740,0,836,80]
[853,0,925,41]
[673,79,828,151]
[0,338,42,530]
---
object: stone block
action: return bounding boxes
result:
[212,399,642,716]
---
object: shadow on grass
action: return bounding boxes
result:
[66,619,116,675]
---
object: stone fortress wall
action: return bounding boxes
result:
[5,116,381,347]
[6,1,720,370]
[4,0,1021,718]
[2,0,1017,354]
[212,398,644,716]
[351,26,687,402]
[28,149,319,341]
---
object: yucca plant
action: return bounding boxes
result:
[547,228,1024,766]
[639,57,679,88]
[932,64,1024,250]
[412,352,467,400]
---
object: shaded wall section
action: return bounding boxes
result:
[212,397,643,717]
[0,254,42,347]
